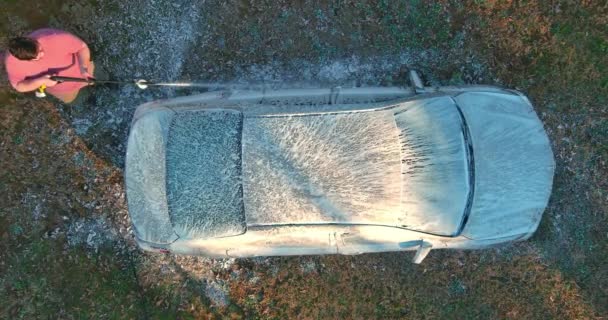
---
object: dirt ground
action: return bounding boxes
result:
[0,0,606,319]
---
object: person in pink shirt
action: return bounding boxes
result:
[4,28,95,103]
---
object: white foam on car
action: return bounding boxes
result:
[166,110,246,240]
[242,110,403,226]
[125,109,178,244]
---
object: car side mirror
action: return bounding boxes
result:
[412,241,432,264]
[409,70,425,93]
[398,240,433,264]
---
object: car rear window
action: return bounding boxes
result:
[165,110,246,239]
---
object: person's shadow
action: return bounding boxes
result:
[54,83,207,167]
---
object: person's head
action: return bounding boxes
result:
[8,36,42,60]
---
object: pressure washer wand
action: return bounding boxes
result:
[35,76,147,97]
[48,76,248,90]
[36,76,276,98]
[49,76,155,90]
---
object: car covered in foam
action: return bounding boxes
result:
[125,72,555,263]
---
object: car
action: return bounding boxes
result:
[125,71,555,263]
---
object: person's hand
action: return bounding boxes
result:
[42,75,58,87]
[80,64,93,79]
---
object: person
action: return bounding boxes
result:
[4,28,94,103]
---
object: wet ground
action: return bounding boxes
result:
[1,0,606,319]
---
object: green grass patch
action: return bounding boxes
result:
[0,239,142,319]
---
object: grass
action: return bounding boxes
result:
[0,0,606,318]
[1,240,140,318]
[221,253,597,319]
[185,0,457,81]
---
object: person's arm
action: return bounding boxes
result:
[61,31,92,79]
[51,30,92,78]
[14,75,57,93]
[76,45,92,78]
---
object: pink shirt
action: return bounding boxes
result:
[4,28,88,94]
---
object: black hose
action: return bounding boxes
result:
[50,75,92,83]
[50,76,135,85]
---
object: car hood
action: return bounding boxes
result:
[455,91,555,240]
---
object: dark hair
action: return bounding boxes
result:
[8,37,39,60]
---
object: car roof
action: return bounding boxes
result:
[242,109,403,227]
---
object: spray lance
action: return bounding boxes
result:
[36,76,171,97]
[35,76,262,97]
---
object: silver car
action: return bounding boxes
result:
[125,71,555,263]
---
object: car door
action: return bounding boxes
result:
[337,225,423,255]
[223,225,340,257]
